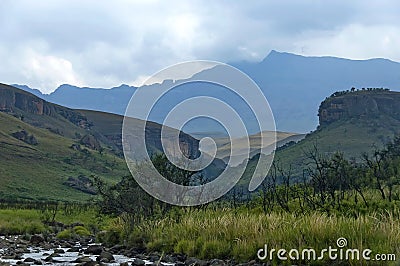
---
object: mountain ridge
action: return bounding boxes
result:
[0,84,201,201]
[12,50,400,133]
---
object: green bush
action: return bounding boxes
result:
[56,229,72,239]
[174,240,197,256]
[73,226,91,237]
[201,240,231,259]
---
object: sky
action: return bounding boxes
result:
[1,0,400,93]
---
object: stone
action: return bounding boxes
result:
[97,251,115,262]
[29,235,44,244]
[54,248,65,254]
[68,246,81,252]
[209,259,226,266]
[74,256,93,263]
[185,257,208,266]
[132,258,146,266]
[148,254,160,262]
[84,245,103,255]
[163,254,177,263]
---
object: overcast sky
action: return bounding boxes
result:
[1,0,400,93]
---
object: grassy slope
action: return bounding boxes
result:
[234,112,400,185]
[0,111,129,202]
[79,109,123,135]
[200,131,303,163]
[274,114,400,176]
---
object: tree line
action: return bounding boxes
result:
[257,136,400,216]
[329,87,390,98]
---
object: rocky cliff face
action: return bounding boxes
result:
[0,84,200,159]
[318,90,400,126]
[0,84,91,129]
[0,86,45,114]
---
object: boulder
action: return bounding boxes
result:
[84,245,103,255]
[29,235,44,244]
[97,251,115,263]
[132,258,146,266]
[185,257,208,266]
[74,256,93,263]
[12,130,38,145]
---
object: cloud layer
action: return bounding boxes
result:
[1,0,400,93]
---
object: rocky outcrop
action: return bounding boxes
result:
[11,130,38,145]
[80,134,102,151]
[0,87,42,115]
[0,84,92,129]
[1,84,200,160]
[63,175,97,195]
[318,90,400,127]
[145,124,200,159]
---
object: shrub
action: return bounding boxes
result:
[73,226,91,237]
[174,240,197,256]
[200,240,231,259]
[57,229,72,239]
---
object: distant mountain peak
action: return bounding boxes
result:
[262,49,304,63]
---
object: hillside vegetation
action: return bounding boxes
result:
[0,84,199,202]
[239,89,400,181]
[0,110,129,201]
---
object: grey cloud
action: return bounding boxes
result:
[0,0,399,93]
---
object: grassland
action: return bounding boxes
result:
[233,114,400,184]
[0,206,110,236]
[121,208,399,265]
[0,111,129,201]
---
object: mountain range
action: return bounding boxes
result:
[2,83,400,201]
[13,50,400,134]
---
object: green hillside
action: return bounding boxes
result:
[0,111,129,202]
[0,84,200,202]
[276,89,400,173]
[238,89,400,183]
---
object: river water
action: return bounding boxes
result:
[0,236,175,266]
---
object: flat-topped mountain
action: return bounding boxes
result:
[318,89,400,126]
[236,89,400,183]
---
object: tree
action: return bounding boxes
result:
[93,153,198,230]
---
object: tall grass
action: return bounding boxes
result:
[0,209,45,235]
[136,208,400,264]
[0,207,110,235]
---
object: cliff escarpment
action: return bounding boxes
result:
[318,89,400,127]
[0,84,92,129]
[0,83,200,159]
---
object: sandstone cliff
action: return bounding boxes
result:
[0,83,199,158]
[318,90,400,127]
